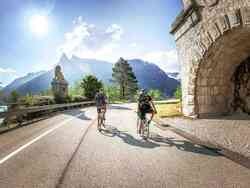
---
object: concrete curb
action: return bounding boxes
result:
[153,118,250,170]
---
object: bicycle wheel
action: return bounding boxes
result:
[137,116,140,134]
[141,119,146,138]
[145,121,150,139]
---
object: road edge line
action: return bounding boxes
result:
[0,112,84,165]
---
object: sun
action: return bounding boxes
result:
[29,15,49,36]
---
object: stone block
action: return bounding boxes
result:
[227,9,242,28]
[209,23,221,41]
[217,15,230,33]
[187,95,195,105]
[241,7,250,25]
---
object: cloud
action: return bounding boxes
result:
[0,67,18,86]
[143,49,180,72]
[0,68,16,74]
[57,17,123,61]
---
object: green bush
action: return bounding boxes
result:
[148,89,163,101]
[174,86,182,100]
[104,85,120,103]
[71,95,88,102]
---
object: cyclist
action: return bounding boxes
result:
[95,89,107,129]
[137,89,157,135]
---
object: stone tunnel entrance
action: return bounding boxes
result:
[171,0,250,117]
[232,58,250,115]
[196,54,250,116]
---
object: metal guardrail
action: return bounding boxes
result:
[0,101,95,120]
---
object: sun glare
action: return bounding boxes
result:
[29,15,49,36]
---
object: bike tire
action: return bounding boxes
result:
[146,122,150,139]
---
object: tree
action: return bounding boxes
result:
[80,75,103,99]
[148,89,163,101]
[10,90,20,103]
[112,57,138,99]
[174,86,182,100]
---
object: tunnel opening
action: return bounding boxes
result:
[195,28,250,117]
[231,58,250,115]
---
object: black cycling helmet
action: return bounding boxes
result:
[139,89,147,95]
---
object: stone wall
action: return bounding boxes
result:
[171,0,250,117]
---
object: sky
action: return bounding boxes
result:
[0,0,182,86]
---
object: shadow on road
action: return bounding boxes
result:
[108,105,132,111]
[100,126,160,149]
[149,132,221,157]
[100,126,221,157]
[63,109,92,121]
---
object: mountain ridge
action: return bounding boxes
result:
[2,55,180,97]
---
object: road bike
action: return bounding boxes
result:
[97,107,106,131]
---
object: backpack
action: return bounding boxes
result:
[138,94,151,111]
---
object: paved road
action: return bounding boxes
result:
[0,104,249,188]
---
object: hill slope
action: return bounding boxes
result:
[2,71,46,95]
[128,59,180,96]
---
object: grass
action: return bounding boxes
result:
[155,100,182,118]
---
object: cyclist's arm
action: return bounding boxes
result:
[150,100,157,114]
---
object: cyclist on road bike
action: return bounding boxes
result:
[95,89,107,128]
[137,89,157,135]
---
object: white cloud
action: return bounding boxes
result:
[0,68,16,74]
[57,17,124,61]
[143,49,180,72]
[56,16,180,72]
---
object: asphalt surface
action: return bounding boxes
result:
[0,104,249,188]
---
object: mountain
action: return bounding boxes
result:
[128,59,180,96]
[10,54,113,96]
[2,54,180,97]
[2,71,46,95]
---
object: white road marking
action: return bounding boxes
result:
[0,112,84,165]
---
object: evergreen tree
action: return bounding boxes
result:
[112,57,138,99]
[10,90,20,103]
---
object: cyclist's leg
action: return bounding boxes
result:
[147,107,155,124]
[103,105,107,120]
[101,109,105,127]
[149,112,154,123]
[97,107,101,129]
[139,112,146,135]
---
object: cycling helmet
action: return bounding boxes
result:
[139,89,147,95]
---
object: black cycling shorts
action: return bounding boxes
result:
[138,108,153,120]
[97,106,106,113]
